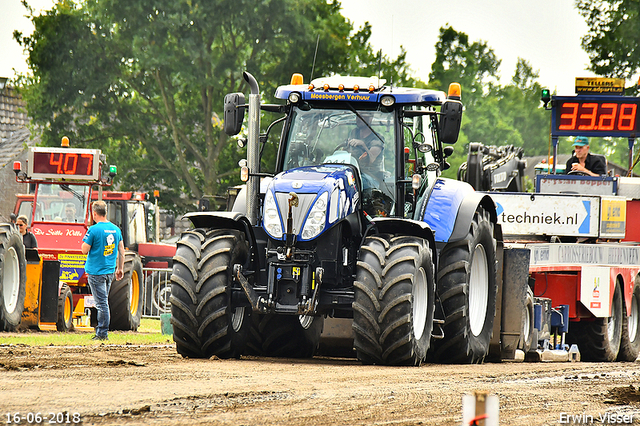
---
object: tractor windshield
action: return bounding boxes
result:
[31,183,89,223]
[283,106,396,200]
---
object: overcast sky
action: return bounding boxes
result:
[1,0,609,96]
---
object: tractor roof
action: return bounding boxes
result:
[275,75,447,106]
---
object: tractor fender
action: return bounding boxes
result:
[182,211,258,269]
[420,177,497,243]
[366,217,437,267]
[183,211,256,244]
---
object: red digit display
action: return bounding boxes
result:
[619,104,638,131]
[577,103,597,130]
[30,149,99,180]
[555,98,639,136]
[597,103,617,131]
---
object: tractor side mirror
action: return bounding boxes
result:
[439,99,463,144]
[223,92,246,136]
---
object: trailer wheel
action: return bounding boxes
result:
[520,287,535,353]
[170,229,249,359]
[617,281,640,362]
[109,253,143,331]
[569,282,623,362]
[353,234,435,366]
[0,223,26,331]
[56,284,74,332]
[432,206,497,364]
[249,314,323,358]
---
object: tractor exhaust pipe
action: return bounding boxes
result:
[244,71,261,225]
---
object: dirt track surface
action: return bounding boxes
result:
[1,344,640,426]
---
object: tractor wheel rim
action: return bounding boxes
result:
[629,293,639,342]
[413,267,428,341]
[3,246,20,313]
[469,244,488,337]
[523,303,531,343]
[608,289,621,342]
[231,307,245,332]
[299,315,314,329]
[65,294,73,324]
[129,270,140,315]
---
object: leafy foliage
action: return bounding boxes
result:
[576,0,640,95]
[14,0,416,213]
[429,27,551,178]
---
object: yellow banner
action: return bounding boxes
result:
[575,77,625,94]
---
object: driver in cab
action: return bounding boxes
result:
[565,136,606,176]
[346,112,383,174]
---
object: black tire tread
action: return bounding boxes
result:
[0,223,27,331]
[170,229,249,359]
[568,284,623,362]
[109,252,143,331]
[56,284,74,332]
[618,282,640,362]
[352,234,434,366]
[432,207,497,364]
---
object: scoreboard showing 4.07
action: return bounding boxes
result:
[27,147,101,181]
[552,95,640,138]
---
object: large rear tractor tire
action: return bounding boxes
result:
[56,284,74,332]
[109,252,143,331]
[618,282,640,361]
[432,206,497,364]
[170,229,250,359]
[0,223,27,331]
[248,314,324,358]
[352,234,435,366]
[568,283,623,362]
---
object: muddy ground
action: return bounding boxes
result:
[1,343,640,425]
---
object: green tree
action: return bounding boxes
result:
[430,28,550,178]
[429,26,501,107]
[14,0,415,212]
[576,0,640,95]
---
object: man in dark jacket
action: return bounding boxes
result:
[565,136,607,176]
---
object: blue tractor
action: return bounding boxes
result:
[170,72,529,365]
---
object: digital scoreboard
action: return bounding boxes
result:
[27,147,101,180]
[552,96,639,137]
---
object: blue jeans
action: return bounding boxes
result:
[87,274,114,338]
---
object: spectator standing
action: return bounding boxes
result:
[81,201,124,341]
[16,215,38,248]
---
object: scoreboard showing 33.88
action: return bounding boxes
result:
[552,96,639,138]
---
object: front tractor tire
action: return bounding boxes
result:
[170,229,250,359]
[432,206,497,364]
[109,252,143,331]
[352,234,435,366]
[0,223,27,331]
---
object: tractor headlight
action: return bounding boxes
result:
[301,192,328,240]
[263,190,283,239]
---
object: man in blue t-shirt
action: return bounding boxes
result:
[81,200,124,340]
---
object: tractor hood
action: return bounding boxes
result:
[262,165,360,241]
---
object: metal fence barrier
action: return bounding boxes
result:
[142,267,172,318]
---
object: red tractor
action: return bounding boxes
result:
[11,143,175,331]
